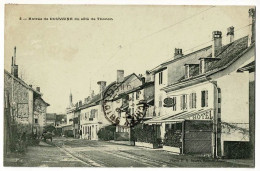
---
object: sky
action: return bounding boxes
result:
[4,5,252,113]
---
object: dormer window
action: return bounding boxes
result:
[185,64,200,78]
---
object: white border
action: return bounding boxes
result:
[0,1,258,171]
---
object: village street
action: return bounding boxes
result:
[4,137,254,167]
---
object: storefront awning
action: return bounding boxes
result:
[144,108,213,125]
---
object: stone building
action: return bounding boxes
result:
[4,47,49,136]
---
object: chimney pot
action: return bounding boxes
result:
[97,81,107,93]
[212,31,222,58]
[36,87,40,92]
[227,26,234,43]
[117,70,124,83]
[174,48,183,59]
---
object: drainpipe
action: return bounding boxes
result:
[205,76,219,158]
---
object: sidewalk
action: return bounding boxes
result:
[4,140,88,167]
[108,140,131,146]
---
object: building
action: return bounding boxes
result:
[144,8,255,158]
[46,113,56,126]
[4,47,50,137]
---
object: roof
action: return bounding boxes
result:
[46,113,56,120]
[206,36,249,71]
[148,45,212,73]
[163,36,252,91]
[144,108,213,124]
[78,73,142,111]
[4,69,42,96]
[237,61,255,72]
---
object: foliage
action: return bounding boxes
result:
[9,123,39,153]
[97,125,116,141]
[164,129,182,148]
[134,124,158,143]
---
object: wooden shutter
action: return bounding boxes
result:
[201,91,205,107]
[194,93,196,108]
[205,90,208,107]
[189,94,192,109]
[185,95,187,109]
[173,97,176,111]
[180,95,183,110]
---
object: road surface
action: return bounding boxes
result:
[4,137,254,167]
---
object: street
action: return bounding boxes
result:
[4,137,254,167]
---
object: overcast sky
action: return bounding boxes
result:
[4,5,252,113]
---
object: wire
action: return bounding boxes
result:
[94,6,216,77]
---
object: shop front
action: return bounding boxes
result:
[144,109,214,155]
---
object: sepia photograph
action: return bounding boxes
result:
[3,3,256,168]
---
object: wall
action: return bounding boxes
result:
[4,71,32,125]
[154,69,167,117]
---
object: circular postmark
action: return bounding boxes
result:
[102,82,148,127]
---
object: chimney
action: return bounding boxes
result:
[11,46,18,78]
[174,48,183,59]
[84,98,88,104]
[29,84,32,87]
[145,71,151,82]
[79,100,82,106]
[212,31,222,58]
[91,90,95,98]
[97,81,106,93]
[248,8,256,47]
[227,26,234,43]
[117,70,124,83]
[36,87,40,92]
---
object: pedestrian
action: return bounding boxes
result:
[79,129,82,139]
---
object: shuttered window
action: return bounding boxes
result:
[189,93,197,109]
[172,97,177,111]
[201,90,208,107]
[180,95,187,110]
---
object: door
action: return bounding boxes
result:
[184,120,213,154]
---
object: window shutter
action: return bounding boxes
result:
[201,91,204,107]
[205,91,208,107]
[189,94,192,109]
[180,96,183,110]
[185,95,187,109]
[194,93,197,108]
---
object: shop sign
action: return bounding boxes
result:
[187,110,213,120]
[163,97,173,107]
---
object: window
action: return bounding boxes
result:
[189,93,197,109]
[136,90,140,100]
[132,93,134,101]
[132,108,134,114]
[159,72,163,85]
[180,94,187,110]
[172,97,177,111]
[201,90,208,107]
[34,118,38,124]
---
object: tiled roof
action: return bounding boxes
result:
[206,36,249,71]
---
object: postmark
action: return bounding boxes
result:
[102,82,148,127]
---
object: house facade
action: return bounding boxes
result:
[4,47,49,136]
[144,8,255,158]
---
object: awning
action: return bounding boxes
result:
[144,108,213,125]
